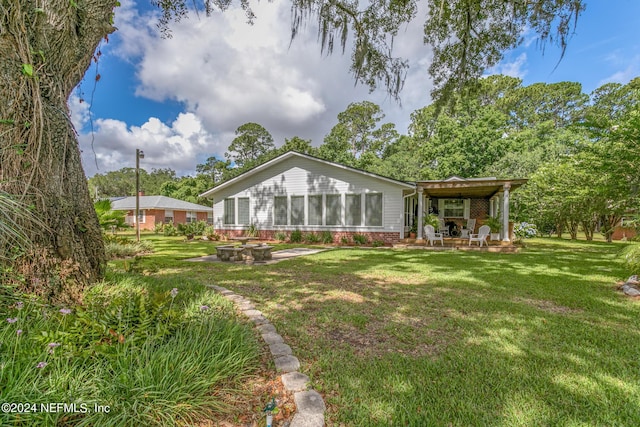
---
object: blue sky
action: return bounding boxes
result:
[74,0,640,177]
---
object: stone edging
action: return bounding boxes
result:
[208,285,326,427]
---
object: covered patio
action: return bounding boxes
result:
[401,176,527,244]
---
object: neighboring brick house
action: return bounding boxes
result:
[110,195,212,231]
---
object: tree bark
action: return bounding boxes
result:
[0,0,116,302]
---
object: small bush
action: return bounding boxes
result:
[246,223,259,238]
[204,226,220,241]
[164,222,177,236]
[340,235,350,245]
[290,229,303,243]
[372,240,385,247]
[154,222,164,234]
[105,240,153,259]
[304,233,322,244]
[274,231,287,242]
[622,245,640,275]
[514,222,537,242]
[321,230,334,244]
[352,233,368,245]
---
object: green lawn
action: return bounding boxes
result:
[132,235,640,426]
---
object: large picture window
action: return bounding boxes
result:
[274,196,288,226]
[365,193,383,226]
[308,195,323,225]
[345,194,361,226]
[224,199,235,224]
[238,197,250,225]
[326,194,342,226]
[291,196,305,226]
[443,199,464,218]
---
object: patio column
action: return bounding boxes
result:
[489,197,494,217]
[502,183,511,242]
[417,187,424,240]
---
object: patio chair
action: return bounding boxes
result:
[424,225,444,246]
[461,218,476,238]
[469,225,491,247]
[437,219,450,237]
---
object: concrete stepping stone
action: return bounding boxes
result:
[269,342,292,357]
[274,355,300,372]
[281,372,310,392]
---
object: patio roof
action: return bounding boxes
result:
[416,177,528,198]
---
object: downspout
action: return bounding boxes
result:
[402,188,417,239]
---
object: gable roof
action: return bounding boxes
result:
[200,151,415,198]
[110,196,211,212]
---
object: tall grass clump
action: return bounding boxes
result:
[0,272,260,426]
[621,244,640,275]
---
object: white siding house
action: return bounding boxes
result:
[200,151,415,243]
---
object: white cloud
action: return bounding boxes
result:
[81,0,434,176]
[597,54,640,87]
[79,113,231,177]
[487,52,528,79]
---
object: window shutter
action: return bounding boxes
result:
[464,199,471,219]
[437,199,444,218]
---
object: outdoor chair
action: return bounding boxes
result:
[461,218,476,238]
[437,219,450,237]
[424,225,444,246]
[469,225,491,247]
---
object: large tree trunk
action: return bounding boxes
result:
[0,0,115,303]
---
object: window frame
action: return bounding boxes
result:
[364,192,383,227]
[273,196,288,226]
[223,198,235,225]
[237,197,250,225]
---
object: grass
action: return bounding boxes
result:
[125,234,640,425]
[0,244,261,426]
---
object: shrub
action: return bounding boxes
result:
[163,222,177,236]
[304,232,322,244]
[514,222,537,241]
[340,235,351,245]
[105,240,153,259]
[203,226,220,241]
[246,223,259,238]
[290,229,303,243]
[321,230,334,244]
[274,231,287,242]
[372,240,385,247]
[622,245,640,275]
[154,222,164,234]
[352,233,368,245]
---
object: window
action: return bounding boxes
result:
[443,199,464,218]
[308,195,323,225]
[274,196,288,226]
[365,193,383,226]
[207,212,213,225]
[164,210,174,224]
[345,194,361,226]
[325,194,342,226]
[238,198,250,225]
[137,210,146,223]
[291,196,305,226]
[186,211,197,223]
[224,199,235,225]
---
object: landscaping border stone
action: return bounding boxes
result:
[208,284,325,427]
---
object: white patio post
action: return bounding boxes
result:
[489,196,494,217]
[502,183,511,242]
[417,187,424,240]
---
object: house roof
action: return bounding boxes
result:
[110,196,211,212]
[416,177,528,198]
[199,151,415,198]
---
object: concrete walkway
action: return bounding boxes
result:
[185,247,327,265]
